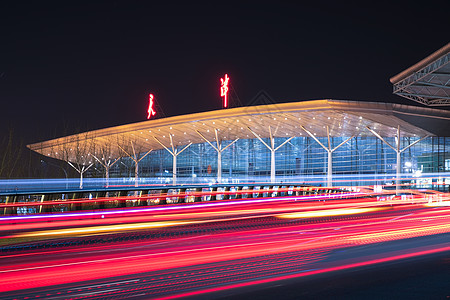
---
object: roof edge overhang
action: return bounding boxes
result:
[28,99,450,153]
[390,42,450,84]
[28,99,336,150]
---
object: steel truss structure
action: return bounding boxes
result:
[391,43,450,106]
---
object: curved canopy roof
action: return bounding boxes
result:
[390,43,450,106]
[28,100,450,162]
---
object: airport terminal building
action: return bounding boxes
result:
[28,44,450,190]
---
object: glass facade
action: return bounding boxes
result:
[106,136,450,189]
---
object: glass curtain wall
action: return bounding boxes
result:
[105,136,449,188]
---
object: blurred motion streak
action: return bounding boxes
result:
[277,207,385,218]
[1,188,450,298]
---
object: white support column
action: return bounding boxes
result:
[131,142,139,187]
[366,125,429,195]
[67,162,93,189]
[154,135,192,185]
[93,155,121,188]
[169,134,177,184]
[172,154,177,183]
[270,150,275,183]
[196,129,239,183]
[217,150,222,182]
[328,150,332,187]
[219,137,239,181]
[327,126,332,187]
[136,149,152,187]
[302,126,355,187]
[118,142,152,188]
[247,126,293,183]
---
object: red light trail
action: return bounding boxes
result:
[1,191,450,299]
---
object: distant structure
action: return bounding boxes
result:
[390,43,450,106]
[28,44,450,192]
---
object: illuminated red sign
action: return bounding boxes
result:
[147,93,156,119]
[220,74,230,108]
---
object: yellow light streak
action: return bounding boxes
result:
[12,220,191,238]
[277,207,384,219]
[424,201,450,207]
[348,223,450,242]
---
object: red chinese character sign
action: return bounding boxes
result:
[147,93,156,119]
[220,74,230,108]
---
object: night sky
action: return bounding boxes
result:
[1,1,449,145]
